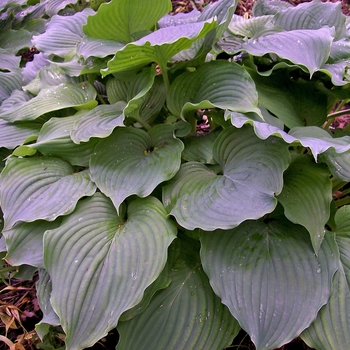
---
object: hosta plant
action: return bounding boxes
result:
[1,0,350,349]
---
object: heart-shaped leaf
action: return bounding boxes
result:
[117,235,240,350]
[44,193,177,350]
[301,206,350,349]
[200,219,339,350]
[0,156,96,229]
[277,154,332,253]
[90,124,184,212]
[167,60,261,119]
[163,125,290,230]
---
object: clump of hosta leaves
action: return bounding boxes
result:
[1,0,350,349]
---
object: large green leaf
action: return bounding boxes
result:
[233,27,333,76]
[319,148,350,181]
[43,193,177,350]
[182,128,221,164]
[0,69,22,104]
[200,219,339,350]
[102,20,217,77]
[35,269,60,340]
[71,102,126,143]
[32,9,94,57]
[274,0,346,40]
[90,124,184,212]
[0,119,42,149]
[228,111,350,159]
[277,154,332,253]
[30,115,99,166]
[3,219,61,268]
[246,68,328,128]
[83,0,171,42]
[0,156,96,229]
[117,235,240,350]
[167,60,261,119]
[163,126,290,230]
[0,82,97,122]
[302,206,350,349]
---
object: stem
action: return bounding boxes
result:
[96,91,106,104]
[342,188,350,196]
[157,60,170,91]
[335,196,350,208]
[332,179,347,192]
[129,111,151,131]
[326,108,350,120]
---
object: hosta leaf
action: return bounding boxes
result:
[158,10,201,28]
[0,69,22,104]
[83,0,171,42]
[182,128,221,164]
[319,148,350,181]
[274,0,346,40]
[0,119,42,149]
[277,154,332,253]
[0,28,33,53]
[90,124,184,212]
[30,115,99,166]
[103,20,217,77]
[0,49,21,71]
[0,156,96,229]
[228,14,279,38]
[22,53,49,85]
[253,0,293,17]
[3,219,61,268]
[76,36,124,59]
[200,219,339,350]
[32,9,94,57]
[0,82,97,122]
[163,125,290,230]
[44,193,177,350]
[35,269,60,340]
[117,235,240,350]
[167,60,261,119]
[71,102,126,143]
[301,206,350,349]
[234,27,333,76]
[246,69,328,128]
[45,0,79,17]
[228,111,350,159]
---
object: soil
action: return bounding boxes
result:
[1,0,350,349]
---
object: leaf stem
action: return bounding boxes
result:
[129,111,151,131]
[326,108,350,120]
[332,179,347,192]
[158,61,170,91]
[335,196,350,207]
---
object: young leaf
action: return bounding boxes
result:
[163,126,290,230]
[117,235,240,350]
[200,219,339,350]
[0,156,96,229]
[90,124,184,213]
[44,193,177,350]
[277,154,332,253]
[102,20,217,77]
[83,0,172,42]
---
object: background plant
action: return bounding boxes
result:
[1,0,350,349]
